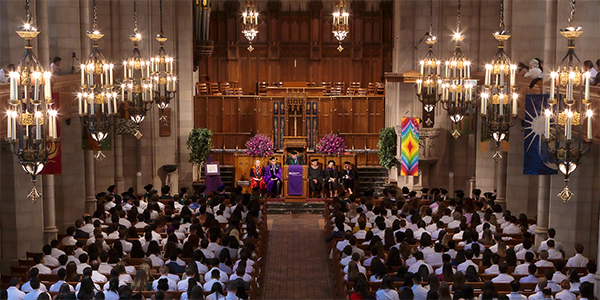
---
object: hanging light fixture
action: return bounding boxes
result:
[122,0,152,137]
[441,0,475,139]
[242,0,259,52]
[79,0,119,162]
[7,0,59,202]
[332,0,349,52]
[415,0,442,126]
[480,0,518,161]
[152,0,177,124]
[543,0,592,203]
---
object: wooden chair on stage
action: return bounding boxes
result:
[209,82,220,95]
[346,88,356,95]
[376,82,385,95]
[331,87,342,96]
[334,82,345,94]
[220,82,230,92]
[234,88,243,95]
[367,82,377,95]
[357,88,367,96]
[350,82,361,89]
[198,83,209,95]
[321,82,331,94]
[257,82,268,95]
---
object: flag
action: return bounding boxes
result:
[400,118,419,176]
[523,94,557,175]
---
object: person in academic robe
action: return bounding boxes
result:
[160,186,173,200]
[308,159,325,198]
[107,185,122,203]
[325,160,340,198]
[285,150,305,165]
[263,157,282,198]
[250,160,266,192]
[341,161,356,195]
[142,184,153,202]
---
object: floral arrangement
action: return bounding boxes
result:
[316,133,346,155]
[245,134,275,157]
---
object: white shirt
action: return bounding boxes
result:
[539,238,563,252]
[61,236,77,246]
[514,262,530,275]
[491,273,515,283]
[31,263,52,274]
[425,253,443,267]
[551,271,568,284]
[580,273,594,283]
[98,262,113,274]
[566,253,589,267]
[519,275,539,284]
[149,254,165,267]
[445,249,457,259]
[50,248,66,259]
[457,260,479,273]
[524,67,543,79]
[204,267,228,284]
[556,290,576,300]
[503,223,522,234]
[23,290,43,300]
[43,255,60,267]
[49,280,75,292]
[375,289,400,300]
[412,284,428,300]
[447,220,460,229]
[507,292,528,300]
[104,291,120,300]
[102,280,127,291]
[230,273,252,282]
[206,292,226,300]
[152,275,178,291]
[74,248,87,259]
[407,260,433,274]
[547,249,563,260]
[91,270,108,283]
[7,286,26,300]
[74,281,101,292]
[440,216,454,224]
[76,263,91,274]
[207,242,224,257]
[177,278,203,292]
[203,279,225,292]
[413,228,427,239]
[21,281,47,293]
[534,260,554,267]
[119,239,133,252]
[485,264,500,275]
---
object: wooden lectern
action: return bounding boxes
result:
[283,165,309,201]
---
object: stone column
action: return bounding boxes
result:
[79,0,90,58]
[84,150,96,214]
[42,175,57,243]
[535,175,551,249]
[35,0,50,68]
[495,156,508,209]
[114,134,124,193]
[135,139,143,193]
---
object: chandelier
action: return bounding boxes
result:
[543,0,592,203]
[79,0,119,162]
[480,0,518,161]
[332,0,349,52]
[152,0,177,124]
[441,0,474,139]
[122,0,152,134]
[7,0,59,202]
[416,0,442,126]
[242,0,259,52]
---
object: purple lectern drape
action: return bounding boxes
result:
[288,165,303,196]
[204,155,222,193]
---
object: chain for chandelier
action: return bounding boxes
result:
[8,0,60,202]
[440,0,474,139]
[543,0,592,203]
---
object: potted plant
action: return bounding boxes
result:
[187,128,212,182]
[377,127,400,178]
[316,133,346,155]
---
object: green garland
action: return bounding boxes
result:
[187,128,213,166]
[377,127,400,169]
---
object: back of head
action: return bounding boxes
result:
[509,280,520,292]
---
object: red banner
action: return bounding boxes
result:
[41,91,62,175]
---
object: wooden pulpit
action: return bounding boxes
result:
[283,165,308,201]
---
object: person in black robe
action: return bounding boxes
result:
[285,150,305,165]
[325,160,339,198]
[341,161,356,195]
[308,159,324,198]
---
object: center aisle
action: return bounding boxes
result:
[261,214,335,300]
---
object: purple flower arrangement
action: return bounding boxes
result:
[316,133,346,155]
[245,134,275,157]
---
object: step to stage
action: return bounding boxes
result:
[266,199,325,214]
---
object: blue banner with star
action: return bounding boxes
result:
[523,94,557,175]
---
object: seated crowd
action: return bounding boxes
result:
[325,188,596,300]
[3,184,267,300]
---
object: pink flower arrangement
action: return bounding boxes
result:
[316,133,346,155]
[245,134,275,157]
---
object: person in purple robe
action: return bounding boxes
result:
[263,156,282,198]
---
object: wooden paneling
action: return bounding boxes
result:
[195,0,393,95]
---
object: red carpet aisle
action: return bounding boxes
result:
[261,215,335,299]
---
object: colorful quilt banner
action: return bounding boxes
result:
[523,94,557,175]
[400,118,419,176]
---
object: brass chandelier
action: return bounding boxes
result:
[122,0,152,136]
[7,0,59,202]
[480,0,518,161]
[332,0,349,52]
[416,0,442,126]
[543,0,592,203]
[152,0,177,124]
[441,0,474,139]
[79,0,119,162]
[242,0,259,52]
